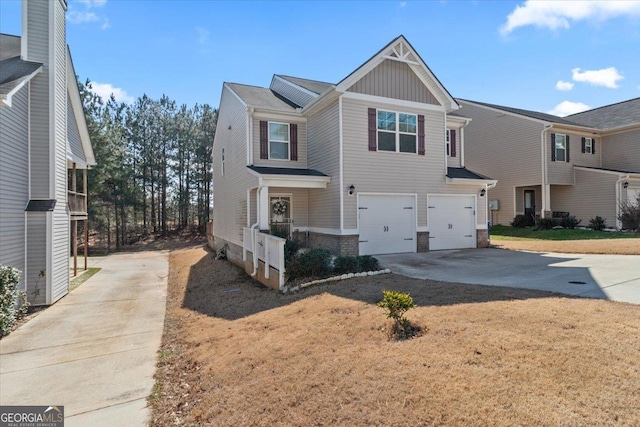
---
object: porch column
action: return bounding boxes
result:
[258,186,270,231]
[542,184,552,218]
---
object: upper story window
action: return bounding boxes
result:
[221,148,225,175]
[445,130,451,156]
[269,122,290,160]
[553,133,568,162]
[377,110,417,153]
[584,137,593,154]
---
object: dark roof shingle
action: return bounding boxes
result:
[567,97,640,130]
[458,98,586,127]
[226,83,300,111]
[248,166,328,177]
[447,167,492,180]
[276,75,334,95]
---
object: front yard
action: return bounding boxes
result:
[490,225,640,255]
[150,245,640,426]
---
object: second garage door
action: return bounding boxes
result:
[428,195,476,250]
[358,194,416,255]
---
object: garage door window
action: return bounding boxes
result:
[377,110,417,153]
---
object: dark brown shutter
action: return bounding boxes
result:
[259,121,268,159]
[592,138,596,155]
[290,123,298,161]
[581,137,586,153]
[551,133,556,161]
[368,108,377,151]
[417,115,425,155]
[450,129,457,157]
[566,135,570,162]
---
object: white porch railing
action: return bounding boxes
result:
[243,227,286,290]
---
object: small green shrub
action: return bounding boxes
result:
[377,290,418,340]
[536,218,554,230]
[561,215,582,229]
[357,255,379,272]
[284,238,301,265]
[511,214,534,228]
[589,216,607,231]
[0,266,29,337]
[286,248,332,280]
[618,194,640,231]
[333,256,360,274]
[269,223,289,239]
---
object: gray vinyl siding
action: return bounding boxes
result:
[50,0,69,303]
[307,101,340,229]
[0,86,29,289]
[341,97,486,231]
[270,77,316,108]
[550,170,618,227]
[547,131,593,185]
[461,101,545,225]
[213,85,256,245]
[602,129,640,172]
[446,125,462,168]
[67,94,85,164]
[26,214,46,305]
[347,60,440,105]
[252,119,308,168]
[514,185,542,216]
[269,188,309,229]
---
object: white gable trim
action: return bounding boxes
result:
[67,49,95,166]
[223,83,248,107]
[335,36,457,111]
[0,66,42,107]
[272,75,319,98]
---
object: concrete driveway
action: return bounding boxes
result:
[377,248,640,304]
[0,250,168,427]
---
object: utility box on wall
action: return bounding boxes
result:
[489,200,500,211]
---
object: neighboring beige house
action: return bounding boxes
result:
[0,0,95,305]
[211,35,496,272]
[460,98,640,228]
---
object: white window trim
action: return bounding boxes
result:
[584,137,593,154]
[445,129,451,156]
[555,133,567,161]
[376,109,418,154]
[268,121,290,161]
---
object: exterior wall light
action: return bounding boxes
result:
[479,188,486,197]
[623,182,629,189]
[348,185,355,196]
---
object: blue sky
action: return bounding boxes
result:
[1,0,639,116]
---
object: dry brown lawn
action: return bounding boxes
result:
[150,245,640,426]
[492,238,640,255]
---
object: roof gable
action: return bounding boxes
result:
[336,36,458,111]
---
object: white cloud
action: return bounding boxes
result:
[90,82,134,104]
[555,80,574,91]
[572,67,623,88]
[547,101,591,117]
[67,0,109,29]
[196,27,210,45]
[76,0,107,8]
[67,10,99,24]
[500,1,640,35]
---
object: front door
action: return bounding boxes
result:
[524,190,535,219]
[270,195,291,237]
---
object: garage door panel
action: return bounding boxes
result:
[429,195,476,251]
[359,195,416,255]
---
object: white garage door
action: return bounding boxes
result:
[428,195,476,250]
[358,194,416,255]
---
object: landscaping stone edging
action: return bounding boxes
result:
[283,269,392,293]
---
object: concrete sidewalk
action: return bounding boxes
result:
[0,250,168,427]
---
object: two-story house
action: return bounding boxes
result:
[0,0,95,305]
[460,98,640,229]
[211,36,496,276]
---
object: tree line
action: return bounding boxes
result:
[78,79,218,251]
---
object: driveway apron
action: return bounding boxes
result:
[0,250,168,427]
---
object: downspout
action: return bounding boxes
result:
[615,175,630,230]
[540,124,552,217]
[250,185,262,277]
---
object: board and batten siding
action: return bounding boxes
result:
[341,97,487,231]
[307,101,340,229]
[212,85,256,246]
[460,101,545,225]
[347,59,440,106]
[252,118,307,168]
[0,86,29,289]
[602,129,640,173]
[550,170,618,227]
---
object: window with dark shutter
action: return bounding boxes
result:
[551,133,556,162]
[290,123,298,161]
[368,108,377,151]
[592,138,596,155]
[566,135,570,162]
[450,130,457,158]
[581,137,586,153]
[417,115,425,155]
[259,121,268,159]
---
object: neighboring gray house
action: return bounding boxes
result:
[460,98,640,228]
[0,0,95,305]
[211,35,496,275]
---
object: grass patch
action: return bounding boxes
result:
[70,267,101,291]
[490,224,639,241]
